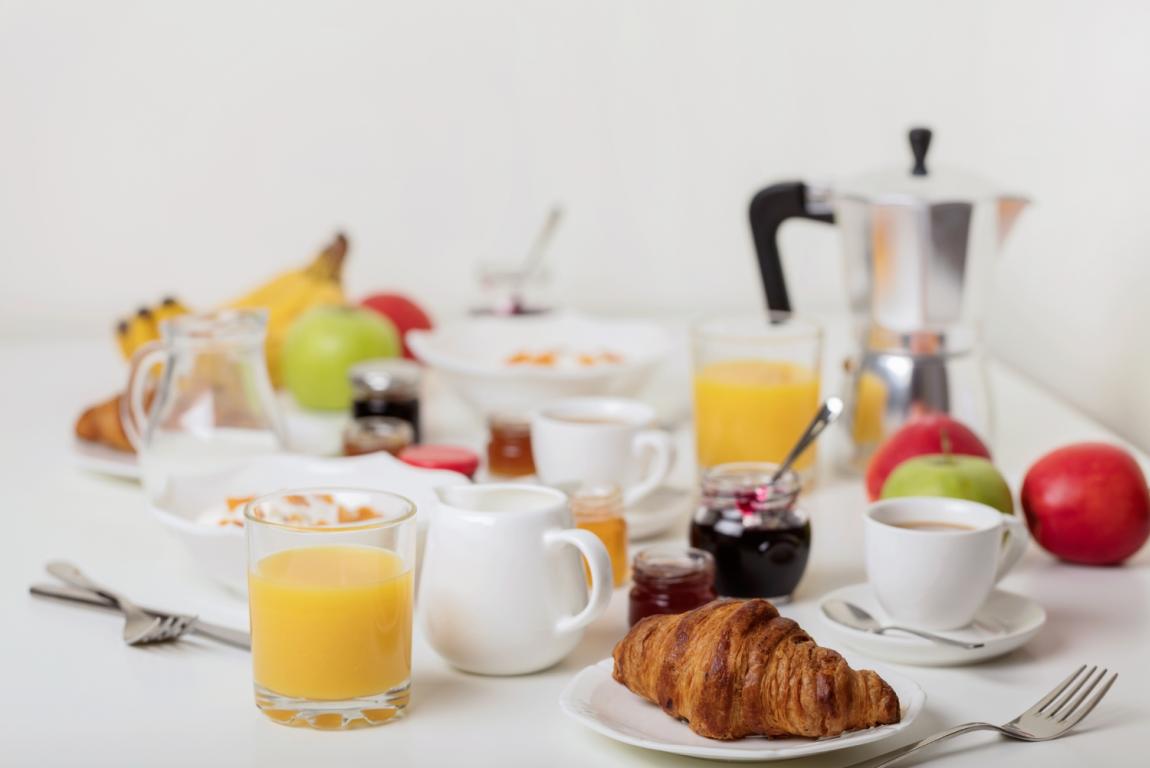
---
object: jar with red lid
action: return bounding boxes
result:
[398,444,480,479]
[628,545,717,627]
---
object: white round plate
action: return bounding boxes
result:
[72,439,139,480]
[819,583,1046,667]
[559,658,924,762]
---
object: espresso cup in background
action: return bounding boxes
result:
[865,497,1029,630]
[531,397,674,507]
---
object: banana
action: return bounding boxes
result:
[152,296,190,327]
[115,298,192,361]
[223,232,348,386]
[117,307,160,361]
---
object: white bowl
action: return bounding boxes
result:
[150,452,469,593]
[407,312,673,415]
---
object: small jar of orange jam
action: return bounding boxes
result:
[572,484,628,588]
[486,413,535,478]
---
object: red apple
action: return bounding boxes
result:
[865,413,991,501]
[1021,443,1150,565]
[360,292,433,359]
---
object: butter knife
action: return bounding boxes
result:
[29,583,250,650]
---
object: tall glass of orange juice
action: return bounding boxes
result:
[693,314,823,473]
[245,488,416,730]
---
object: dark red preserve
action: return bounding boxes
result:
[628,545,717,627]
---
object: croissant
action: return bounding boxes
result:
[612,599,900,740]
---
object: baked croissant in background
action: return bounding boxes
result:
[612,599,900,740]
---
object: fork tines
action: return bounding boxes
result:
[1037,665,1118,726]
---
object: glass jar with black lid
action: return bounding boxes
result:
[689,462,810,602]
[348,359,422,441]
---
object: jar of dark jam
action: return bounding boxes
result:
[348,359,422,441]
[689,462,810,602]
[628,545,717,627]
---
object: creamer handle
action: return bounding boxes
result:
[545,528,612,635]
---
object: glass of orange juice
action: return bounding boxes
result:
[245,488,416,730]
[692,313,823,473]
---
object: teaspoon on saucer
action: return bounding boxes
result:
[822,599,985,650]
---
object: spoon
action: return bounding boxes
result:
[768,396,844,484]
[822,599,985,649]
[510,205,563,311]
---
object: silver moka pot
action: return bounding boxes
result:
[749,128,1028,468]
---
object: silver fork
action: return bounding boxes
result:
[846,665,1118,767]
[46,561,197,646]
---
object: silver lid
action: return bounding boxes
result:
[348,358,422,396]
[836,127,1024,207]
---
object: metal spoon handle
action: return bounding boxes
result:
[880,625,985,649]
[521,205,563,280]
[46,561,134,612]
[770,396,844,483]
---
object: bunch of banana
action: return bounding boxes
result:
[115,297,191,360]
[224,232,348,386]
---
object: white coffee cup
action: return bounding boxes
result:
[531,397,674,507]
[865,497,1030,630]
[421,483,612,676]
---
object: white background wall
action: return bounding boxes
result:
[2,0,1148,449]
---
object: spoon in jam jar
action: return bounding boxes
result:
[768,397,844,486]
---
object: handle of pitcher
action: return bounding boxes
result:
[120,342,168,451]
[748,181,835,313]
[546,528,613,636]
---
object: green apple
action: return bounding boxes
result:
[283,306,399,410]
[880,454,1015,515]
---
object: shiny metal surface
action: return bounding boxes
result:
[818,133,1029,460]
[821,599,984,650]
[29,582,251,650]
[46,561,174,645]
[769,396,843,484]
[845,666,1117,767]
[841,345,992,469]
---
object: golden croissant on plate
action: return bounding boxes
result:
[612,598,900,740]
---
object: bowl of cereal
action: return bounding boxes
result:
[407,312,673,415]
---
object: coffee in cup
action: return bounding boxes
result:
[865,497,1029,630]
[531,397,675,507]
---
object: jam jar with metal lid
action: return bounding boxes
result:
[689,462,810,602]
[342,416,415,457]
[348,359,422,441]
[628,545,716,627]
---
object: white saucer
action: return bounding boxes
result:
[625,486,692,541]
[559,658,924,762]
[818,583,1046,667]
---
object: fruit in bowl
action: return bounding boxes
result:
[865,414,991,501]
[880,453,1014,515]
[283,306,400,410]
[1021,442,1150,565]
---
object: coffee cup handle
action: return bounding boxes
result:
[622,430,675,507]
[545,528,613,635]
[994,515,1030,582]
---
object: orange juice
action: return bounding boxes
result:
[693,359,820,469]
[249,545,413,700]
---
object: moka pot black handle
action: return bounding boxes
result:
[748,182,835,313]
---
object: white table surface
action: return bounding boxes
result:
[2,336,1147,767]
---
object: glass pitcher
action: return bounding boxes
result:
[122,310,287,507]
